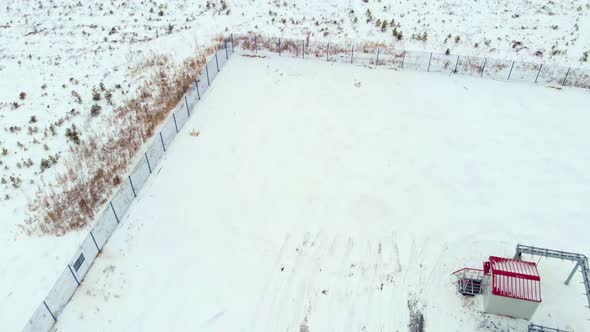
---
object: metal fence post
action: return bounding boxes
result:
[562,67,571,86]
[195,80,200,100]
[427,52,433,72]
[278,38,281,56]
[565,261,581,285]
[184,95,190,117]
[507,61,515,80]
[110,201,120,223]
[205,66,210,86]
[128,175,136,197]
[144,152,152,174]
[326,43,329,61]
[376,48,380,66]
[480,58,487,77]
[535,64,543,83]
[159,132,166,152]
[215,52,220,72]
[254,35,257,54]
[401,51,406,69]
[350,44,354,64]
[67,264,81,286]
[43,301,57,322]
[225,40,229,59]
[173,113,179,133]
[231,33,234,52]
[90,230,101,252]
[454,55,460,73]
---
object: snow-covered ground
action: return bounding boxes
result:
[1,0,590,330]
[53,55,590,331]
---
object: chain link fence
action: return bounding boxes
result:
[232,34,590,90]
[22,38,235,332]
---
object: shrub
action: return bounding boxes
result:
[19,92,26,100]
[65,124,81,145]
[105,90,113,104]
[91,104,102,117]
[29,115,37,123]
[72,90,82,103]
[92,87,101,101]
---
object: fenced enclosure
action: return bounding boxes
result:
[22,32,590,331]
[23,38,235,332]
[231,34,590,90]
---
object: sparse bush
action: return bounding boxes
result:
[445,48,451,55]
[65,124,81,145]
[90,104,102,117]
[455,35,461,43]
[92,87,101,101]
[381,20,388,32]
[158,10,164,16]
[365,9,373,23]
[392,27,403,40]
[10,176,22,189]
[581,51,589,62]
[40,159,50,171]
[72,90,82,103]
[105,90,113,104]
[29,115,37,123]
[39,154,59,172]
[19,92,26,100]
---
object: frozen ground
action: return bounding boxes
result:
[1,0,590,329]
[53,55,590,331]
[2,0,590,328]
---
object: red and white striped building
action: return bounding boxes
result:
[482,256,542,320]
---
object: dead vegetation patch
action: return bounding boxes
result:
[25,36,226,236]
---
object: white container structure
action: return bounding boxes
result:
[482,256,542,320]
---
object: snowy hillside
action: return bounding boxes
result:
[1,0,590,330]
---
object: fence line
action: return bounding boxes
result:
[22,38,235,332]
[231,33,590,90]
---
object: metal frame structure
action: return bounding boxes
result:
[515,244,590,314]
[528,323,572,332]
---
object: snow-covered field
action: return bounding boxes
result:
[1,0,590,330]
[52,55,590,331]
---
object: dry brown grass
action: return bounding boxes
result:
[25,36,226,236]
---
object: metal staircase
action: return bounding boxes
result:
[451,268,484,296]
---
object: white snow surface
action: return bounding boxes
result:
[1,0,590,329]
[51,55,590,331]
